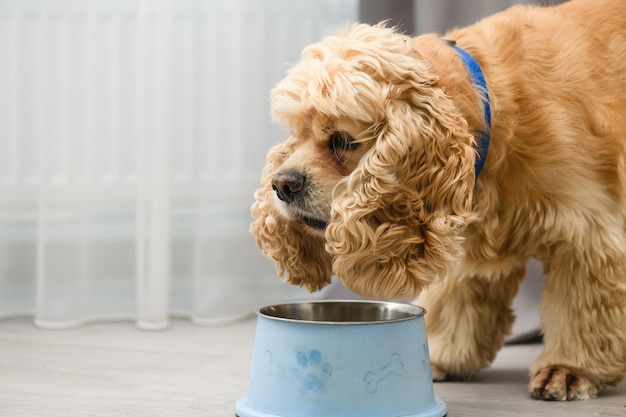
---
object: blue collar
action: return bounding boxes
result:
[450,44,491,178]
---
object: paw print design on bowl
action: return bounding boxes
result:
[290,349,333,396]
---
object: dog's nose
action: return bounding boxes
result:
[271,171,305,203]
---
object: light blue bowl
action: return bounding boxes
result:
[236,300,446,417]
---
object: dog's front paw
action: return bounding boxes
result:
[430,363,472,382]
[431,363,448,381]
[528,366,601,401]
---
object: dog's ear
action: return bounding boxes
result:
[250,141,333,292]
[325,79,478,300]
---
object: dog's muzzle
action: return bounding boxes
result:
[271,171,305,204]
[271,171,328,230]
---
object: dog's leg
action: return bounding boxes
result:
[416,263,526,380]
[528,246,626,401]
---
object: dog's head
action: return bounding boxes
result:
[251,23,479,299]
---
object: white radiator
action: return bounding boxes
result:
[0,0,358,328]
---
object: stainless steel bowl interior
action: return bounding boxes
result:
[258,301,425,324]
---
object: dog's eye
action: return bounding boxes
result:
[329,131,358,153]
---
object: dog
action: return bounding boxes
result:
[251,0,626,401]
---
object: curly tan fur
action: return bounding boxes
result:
[250,139,333,291]
[251,0,626,401]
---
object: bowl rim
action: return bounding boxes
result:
[256,299,426,325]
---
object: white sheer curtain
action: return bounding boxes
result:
[0,0,358,329]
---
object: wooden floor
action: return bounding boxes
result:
[1,316,624,417]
